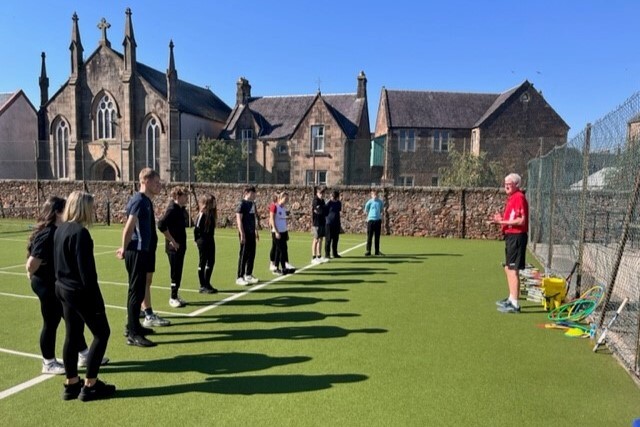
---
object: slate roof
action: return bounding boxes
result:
[384,89,498,129]
[383,81,540,129]
[0,92,14,109]
[0,90,36,116]
[224,93,364,140]
[473,83,522,127]
[46,48,231,122]
[135,61,231,122]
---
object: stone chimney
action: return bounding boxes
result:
[357,71,367,99]
[236,77,251,105]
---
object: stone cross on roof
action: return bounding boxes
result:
[97,17,111,47]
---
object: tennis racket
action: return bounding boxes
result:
[592,297,629,352]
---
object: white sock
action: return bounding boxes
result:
[509,297,519,307]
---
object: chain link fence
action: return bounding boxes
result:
[528,92,640,380]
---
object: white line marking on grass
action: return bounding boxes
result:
[188,242,366,317]
[0,271,28,277]
[0,291,189,317]
[0,348,56,401]
[0,375,55,400]
[0,347,42,360]
[0,240,366,399]
[99,280,202,294]
[0,264,25,270]
[0,291,37,300]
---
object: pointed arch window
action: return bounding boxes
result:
[146,118,160,170]
[96,94,116,139]
[54,120,69,178]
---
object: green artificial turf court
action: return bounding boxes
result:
[0,221,638,426]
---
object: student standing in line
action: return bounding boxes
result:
[268,193,278,272]
[270,191,296,275]
[311,186,329,264]
[26,197,108,375]
[116,168,167,348]
[364,189,384,256]
[235,186,259,286]
[491,173,529,314]
[157,186,189,307]
[325,190,342,259]
[54,191,115,401]
[194,194,218,294]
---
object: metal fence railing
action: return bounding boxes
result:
[527,92,640,380]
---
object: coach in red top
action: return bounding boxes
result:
[491,173,529,313]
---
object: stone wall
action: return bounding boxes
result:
[0,180,507,240]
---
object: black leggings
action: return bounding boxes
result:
[167,248,186,288]
[273,231,289,270]
[55,286,110,380]
[196,240,215,287]
[366,219,382,254]
[237,232,256,278]
[31,276,87,360]
[325,224,340,257]
[125,250,151,334]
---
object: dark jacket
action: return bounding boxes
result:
[53,221,98,292]
[157,200,188,253]
[194,211,215,245]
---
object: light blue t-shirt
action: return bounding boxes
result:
[364,198,383,221]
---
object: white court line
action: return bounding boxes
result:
[0,348,56,401]
[0,240,366,400]
[188,241,366,317]
[0,249,117,273]
[0,375,55,400]
[0,291,189,317]
[0,264,25,271]
[0,347,42,360]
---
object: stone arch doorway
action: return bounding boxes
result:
[91,159,119,181]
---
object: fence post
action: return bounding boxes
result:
[533,138,544,247]
[575,123,591,298]
[545,151,558,274]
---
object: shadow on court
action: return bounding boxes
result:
[156,325,387,345]
[114,373,369,397]
[105,351,310,376]
[173,311,360,326]
[186,295,350,308]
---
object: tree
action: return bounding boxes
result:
[192,138,245,183]
[438,150,503,187]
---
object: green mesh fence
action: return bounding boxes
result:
[527,92,640,379]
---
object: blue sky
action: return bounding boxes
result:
[1,0,638,139]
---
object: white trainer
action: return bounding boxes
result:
[143,313,171,327]
[269,262,277,272]
[78,353,110,368]
[236,277,249,286]
[42,360,65,375]
[244,275,259,284]
[285,262,296,270]
[169,296,186,308]
[311,258,321,264]
[319,257,330,263]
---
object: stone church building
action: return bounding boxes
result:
[37,8,230,182]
